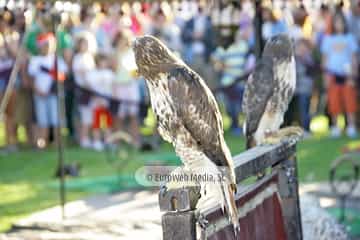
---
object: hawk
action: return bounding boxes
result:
[242,34,303,149]
[133,36,239,232]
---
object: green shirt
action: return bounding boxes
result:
[25,23,73,55]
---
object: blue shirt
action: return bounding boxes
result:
[321,33,358,76]
[262,20,288,39]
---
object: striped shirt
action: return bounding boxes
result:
[212,40,249,86]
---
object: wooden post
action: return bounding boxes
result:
[159,186,200,240]
[162,211,197,240]
[277,154,303,240]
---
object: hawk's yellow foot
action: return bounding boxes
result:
[264,126,304,145]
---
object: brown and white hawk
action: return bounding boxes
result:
[242,34,303,149]
[133,36,239,232]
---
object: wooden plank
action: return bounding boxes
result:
[159,186,201,212]
[158,142,296,213]
[159,141,301,240]
[199,172,280,237]
[277,154,303,240]
[233,141,296,183]
[162,211,197,240]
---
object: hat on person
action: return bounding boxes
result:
[36,32,55,47]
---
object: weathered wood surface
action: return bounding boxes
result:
[233,141,296,183]
[277,156,303,240]
[159,186,201,212]
[159,141,302,240]
[199,173,287,240]
[162,211,197,240]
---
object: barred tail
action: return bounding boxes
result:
[221,180,240,234]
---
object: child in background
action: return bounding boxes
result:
[28,33,67,148]
[112,30,141,147]
[211,30,251,135]
[294,39,315,134]
[0,16,18,152]
[72,37,95,148]
[86,54,114,151]
[321,13,358,138]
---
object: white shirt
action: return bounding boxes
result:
[115,49,137,85]
[72,52,95,86]
[86,68,115,97]
[28,55,68,95]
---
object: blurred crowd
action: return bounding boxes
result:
[0,0,359,153]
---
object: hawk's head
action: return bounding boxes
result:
[133,35,179,79]
[263,34,294,60]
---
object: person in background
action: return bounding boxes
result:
[321,12,358,138]
[25,11,74,141]
[28,33,68,148]
[16,53,35,148]
[13,9,35,148]
[86,54,114,151]
[346,0,360,128]
[25,11,73,65]
[211,1,242,48]
[262,7,288,40]
[181,5,214,78]
[72,37,95,148]
[294,39,315,135]
[312,4,332,46]
[0,12,18,152]
[146,8,182,54]
[71,8,98,53]
[112,30,141,148]
[289,6,308,41]
[212,30,251,136]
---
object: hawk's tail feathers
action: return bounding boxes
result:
[221,181,240,235]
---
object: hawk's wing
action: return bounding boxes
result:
[168,66,230,167]
[242,57,274,147]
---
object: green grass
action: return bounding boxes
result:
[1,135,358,232]
[0,147,108,232]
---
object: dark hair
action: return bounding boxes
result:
[0,8,15,26]
[80,7,94,22]
[331,12,348,34]
[320,4,329,12]
[231,1,241,10]
[95,53,108,67]
[112,30,132,48]
[156,8,165,18]
[262,7,276,22]
[336,0,344,10]
[75,37,88,53]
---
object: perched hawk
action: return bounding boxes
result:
[243,34,303,149]
[133,36,239,231]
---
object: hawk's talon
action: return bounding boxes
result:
[263,126,304,146]
[280,138,289,145]
[160,183,168,197]
[198,213,209,229]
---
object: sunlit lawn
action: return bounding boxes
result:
[0,114,359,232]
